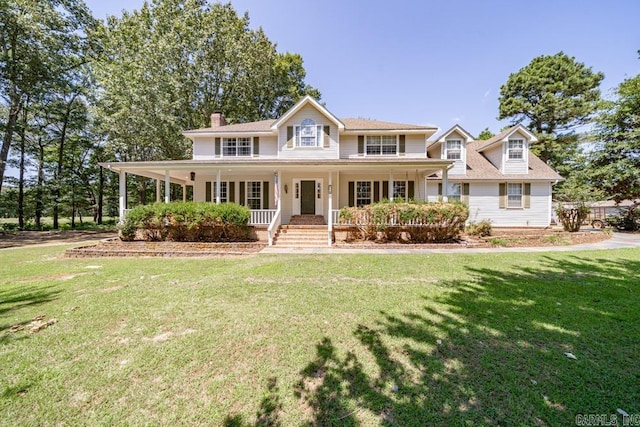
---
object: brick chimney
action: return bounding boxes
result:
[210,112,227,128]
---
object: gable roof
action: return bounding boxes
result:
[434,124,475,143]
[475,124,538,152]
[270,95,345,130]
[183,119,275,135]
[340,118,438,134]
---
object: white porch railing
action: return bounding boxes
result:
[250,209,277,225]
[331,209,441,226]
[266,207,281,246]
[331,209,342,225]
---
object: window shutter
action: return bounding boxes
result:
[239,182,245,206]
[348,182,354,207]
[287,126,294,148]
[499,183,506,209]
[215,138,221,156]
[373,181,380,203]
[408,180,415,199]
[323,126,330,148]
[205,182,212,202]
[263,181,269,209]
[228,182,235,203]
[253,137,259,156]
[524,183,531,208]
[382,181,389,199]
[399,135,406,156]
[462,183,470,204]
[438,183,442,196]
[358,135,364,155]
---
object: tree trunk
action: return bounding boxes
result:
[0,95,22,195]
[35,138,45,228]
[17,119,25,230]
[52,94,78,229]
[97,165,104,224]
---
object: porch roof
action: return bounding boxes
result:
[99,158,453,184]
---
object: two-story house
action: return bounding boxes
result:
[101,96,562,245]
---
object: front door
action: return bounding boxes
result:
[301,180,316,214]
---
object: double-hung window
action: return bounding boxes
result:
[393,181,406,199]
[448,183,462,202]
[507,183,522,208]
[446,139,462,160]
[295,118,322,147]
[366,136,397,155]
[247,181,262,209]
[223,137,251,157]
[214,182,228,203]
[356,181,372,207]
[508,139,524,160]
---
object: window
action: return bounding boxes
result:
[393,181,406,199]
[295,118,323,147]
[507,183,522,208]
[247,181,262,209]
[508,139,524,160]
[223,137,251,156]
[356,181,372,207]
[214,181,228,203]
[366,136,397,155]
[446,139,462,160]
[448,183,462,201]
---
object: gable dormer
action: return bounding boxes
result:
[477,125,537,174]
[433,125,474,175]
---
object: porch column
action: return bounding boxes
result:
[423,176,428,203]
[164,170,170,203]
[118,170,126,222]
[182,184,186,202]
[328,171,333,247]
[155,179,161,202]
[215,169,221,204]
[442,168,449,202]
[277,170,282,208]
[388,172,394,202]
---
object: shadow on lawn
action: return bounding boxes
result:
[0,285,60,340]
[294,254,640,425]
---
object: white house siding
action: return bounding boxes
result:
[467,182,551,227]
[277,104,339,159]
[256,136,278,158]
[483,145,502,170]
[404,134,427,158]
[192,137,215,160]
[427,145,440,159]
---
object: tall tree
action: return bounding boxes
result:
[588,70,640,203]
[498,52,604,175]
[94,0,320,168]
[0,0,98,193]
[477,127,494,140]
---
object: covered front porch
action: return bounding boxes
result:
[100,158,454,246]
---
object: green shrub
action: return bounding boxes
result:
[119,202,252,242]
[338,200,469,243]
[466,219,492,237]
[556,204,591,232]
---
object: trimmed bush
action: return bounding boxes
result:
[466,219,492,237]
[556,204,591,232]
[119,202,252,242]
[338,200,469,243]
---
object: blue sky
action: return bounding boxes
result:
[88,0,639,137]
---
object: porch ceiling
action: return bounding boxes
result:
[99,158,453,182]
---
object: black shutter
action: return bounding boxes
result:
[348,181,354,207]
[215,138,221,156]
[399,135,406,155]
[229,182,235,203]
[358,135,364,155]
[438,183,442,196]
[323,126,330,148]
[499,183,506,209]
[408,180,414,199]
[287,126,294,148]
[205,182,212,202]
[462,183,470,204]
[253,137,259,156]
[263,181,269,209]
[382,181,389,199]
[239,182,245,206]
[373,181,380,203]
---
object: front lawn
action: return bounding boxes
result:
[0,247,638,425]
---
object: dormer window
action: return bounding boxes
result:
[295,118,322,147]
[445,139,462,160]
[508,139,524,160]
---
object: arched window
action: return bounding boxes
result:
[295,118,322,147]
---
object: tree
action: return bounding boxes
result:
[477,128,494,140]
[498,52,604,175]
[94,0,320,170]
[588,72,640,203]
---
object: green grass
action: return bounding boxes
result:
[0,247,638,425]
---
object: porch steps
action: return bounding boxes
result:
[274,225,329,248]
[288,215,326,226]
